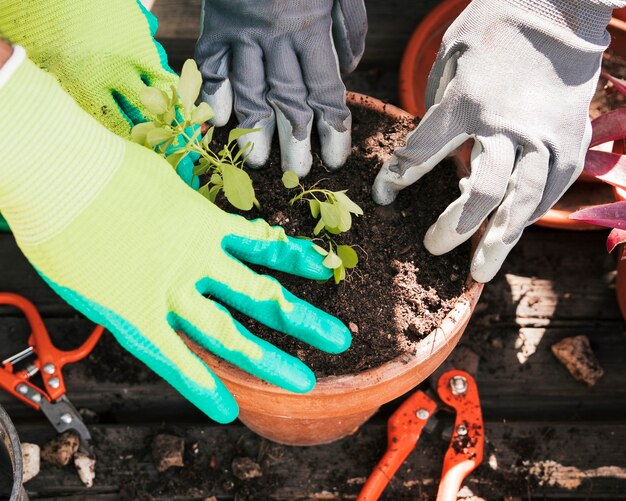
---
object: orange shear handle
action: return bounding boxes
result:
[436,370,484,501]
[0,292,104,401]
[357,391,438,501]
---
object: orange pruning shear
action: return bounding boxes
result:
[358,370,484,501]
[0,293,104,456]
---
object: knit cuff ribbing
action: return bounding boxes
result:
[505,0,623,40]
[0,53,124,245]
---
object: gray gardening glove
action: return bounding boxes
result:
[373,0,626,283]
[195,0,367,176]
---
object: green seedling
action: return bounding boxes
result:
[282,171,363,283]
[131,59,259,211]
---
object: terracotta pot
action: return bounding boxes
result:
[184,92,484,446]
[398,0,626,231]
[0,404,26,501]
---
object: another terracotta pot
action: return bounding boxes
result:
[184,92,484,446]
[399,0,626,231]
[0,404,26,501]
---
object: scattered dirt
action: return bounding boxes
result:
[231,457,263,480]
[209,98,470,377]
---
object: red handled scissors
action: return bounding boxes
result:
[358,370,484,501]
[0,293,103,455]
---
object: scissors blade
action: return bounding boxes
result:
[39,395,94,457]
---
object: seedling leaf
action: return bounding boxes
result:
[222,163,256,211]
[179,59,202,115]
[334,191,363,216]
[322,250,342,269]
[309,199,320,218]
[131,121,156,145]
[333,265,346,284]
[337,245,358,269]
[228,127,260,144]
[141,87,169,116]
[282,171,300,189]
[312,244,328,256]
[191,102,214,125]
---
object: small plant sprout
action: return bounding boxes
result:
[131,59,259,211]
[282,171,363,283]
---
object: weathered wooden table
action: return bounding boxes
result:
[2,1,626,498]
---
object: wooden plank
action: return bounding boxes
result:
[15,421,626,500]
[151,0,444,72]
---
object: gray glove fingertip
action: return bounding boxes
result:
[318,116,351,170]
[237,116,276,169]
[201,80,233,127]
[274,105,313,177]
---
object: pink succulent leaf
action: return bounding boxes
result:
[607,228,626,253]
[584,150,626,189]
[570,201,626,230]
[591,109,626,147]
[601,71,626,96]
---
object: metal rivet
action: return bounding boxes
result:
[60,413,72,425]
[31,393,41,403]
[43,363,56,375]
[456,424,468,436]
[416,408,430,420]
[48,377,60,389]
[16,384,28,395]
[450,376,468,396]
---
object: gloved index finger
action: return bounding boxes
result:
[222,233,333,281]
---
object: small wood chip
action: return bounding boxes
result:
[151,434,184,472]
[231,457,262,480]
[20,443,40,483]
[41,432,79,467]
[348,322,359,335]
[551,335,604,386]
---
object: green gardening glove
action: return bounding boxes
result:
[0,0,198,187]
[0,50,351,423]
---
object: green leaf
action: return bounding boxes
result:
[336,204,352,232]
[282,171,300,189]
[337,245,358,269]
[313,218,325,236]
[210,173,223,185]
[130,122,156,145]
[309,199,320,218]
[179,59,203,114]
[228,127,260,144]
[334,191,363,216]
[207,184,222,203]
[222,163,256,211]
[319,202,340,230]
[141,87,169,116]
[312,244,328,256]
[198,183,210,198]
[194,157,210,176]
[146,128,174,148]
[202,126,215,149]
[166,150,186,169]
[191,102,214,125]
[322,250,343,269]
[333,265,346,284]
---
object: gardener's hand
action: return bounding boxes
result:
[373,0,620,282]
[195,0,367,176]
[0,51,351,423]
[0,0,198,187]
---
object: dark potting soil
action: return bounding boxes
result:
[209,97,470,377]
[590,51,626,119]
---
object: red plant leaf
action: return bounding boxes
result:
[601,71,626,96]
[583,150,626,189]
[591,109,626,147]
[570,201,626,230]
[607,228,626,253]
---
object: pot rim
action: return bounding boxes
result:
[199,91,485,397]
